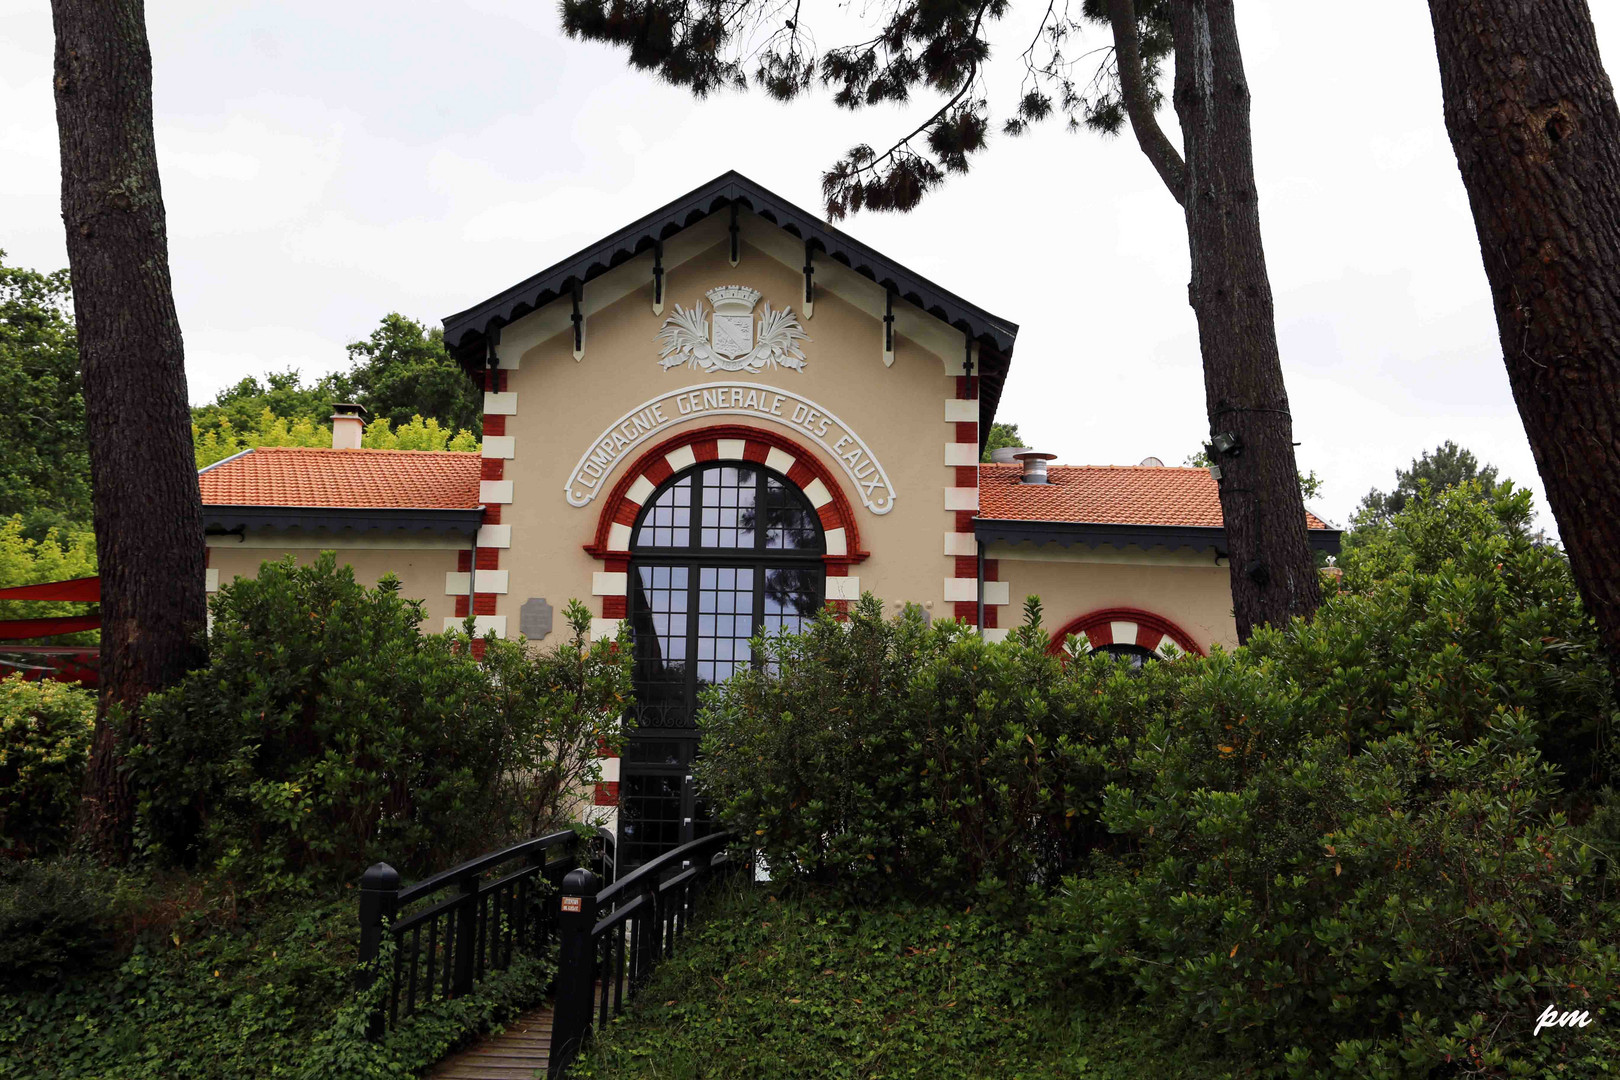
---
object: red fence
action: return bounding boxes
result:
[0,576,100,686]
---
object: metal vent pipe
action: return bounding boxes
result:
[1014,450,1058,484]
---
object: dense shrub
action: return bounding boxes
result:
[0,674,95,858]
[1292,482,1614,788]
[134,553,628,886]
[698,482,1618,1074]
[0,887,555,1079]
[696,596,1125,900]
[0,857,122,989]
[1062,709,1619,1075]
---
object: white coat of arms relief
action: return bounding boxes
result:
[656,286,809,374]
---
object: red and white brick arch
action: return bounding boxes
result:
[583,423,871,642]
[1048,607,1205,659]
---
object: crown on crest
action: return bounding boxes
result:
[705,285,762,313]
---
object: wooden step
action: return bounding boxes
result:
[428,1000,556,1080]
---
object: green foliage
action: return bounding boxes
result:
[580,884,1242,1079]
[194,410,480,467]
[0,675,95,858]
[192,406,334,467]
[0,516,98,647]
[0,887,555,1079]
[1061,713,1619,1076]
[696,596,1115,902]
[190,313,481,467]
[0,857,122,989]
[134,554,629,885]
[344,313,483,436]
[361,414,480,453]
[980,420,1023,461]
[1356,440,1506,528]
[695,482,1618,1075]
[190,369,354,443]
[1185,446,1323,502]
[0,253,91,539]
[1303,482,1612,786]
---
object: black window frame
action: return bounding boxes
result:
[626,462,827,735]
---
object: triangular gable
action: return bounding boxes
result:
[440,171,1018,433]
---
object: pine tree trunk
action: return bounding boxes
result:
[1426,0,1620,685]
[1168,0,1321,640]
[52,0,207,860]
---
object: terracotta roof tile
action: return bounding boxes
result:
[978,463,1332,530]
[198,447,482,509]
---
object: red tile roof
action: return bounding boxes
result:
[198,447,482,509]
[978,464,1332,530]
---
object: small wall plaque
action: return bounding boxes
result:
[520,597,554,640]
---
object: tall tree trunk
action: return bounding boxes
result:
[1426,0,1620,687]
[52,0,207,860]
[1165,0,1321,639]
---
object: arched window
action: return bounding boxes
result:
[1048,607,1205,663]
[620,462,825,866]
[1088,643,1159,668]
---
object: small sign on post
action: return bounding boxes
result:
[561,896,582,913]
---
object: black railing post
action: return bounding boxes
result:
[452,872,479,997]
[356,861,400,1039]
[633,877,659,988]
[548,867,600,1077]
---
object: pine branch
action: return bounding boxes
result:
[1108,0,1186,205]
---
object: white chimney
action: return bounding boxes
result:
[989,446,1032,464]
[331,403,367,450]
[1014,450,1058,484]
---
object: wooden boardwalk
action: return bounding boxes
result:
[428,1000,553,1080]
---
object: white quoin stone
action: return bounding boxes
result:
[442,615,507,638]
[824,576,861,602]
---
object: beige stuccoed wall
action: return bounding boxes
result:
[495,224,967,640]
[989,544,1239,653]
[206,538,464,629]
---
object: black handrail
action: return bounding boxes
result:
[548,831,739,1077]
[356,829,583,1035]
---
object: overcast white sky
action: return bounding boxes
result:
[4,2,1617,529]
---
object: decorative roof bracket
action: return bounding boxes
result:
[882,290,896,368]
[571,280,585,361]
[651,241,665,316]
[802,241,815,319]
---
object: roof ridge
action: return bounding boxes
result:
[239,446,480,456]
[981,462,1208,471]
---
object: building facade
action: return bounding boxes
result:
[199,172,1337,866]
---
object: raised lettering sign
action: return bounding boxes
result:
[565,383,897,514]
